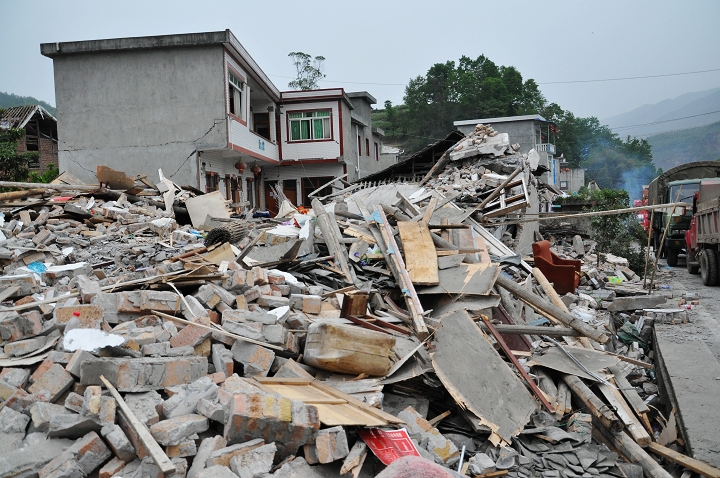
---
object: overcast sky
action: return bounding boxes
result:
[1,0,719,122]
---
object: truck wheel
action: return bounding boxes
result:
[667,248,679,267]
[700,249,720,286]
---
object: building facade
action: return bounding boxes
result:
[0,105,58,173]
[41,30,389,214]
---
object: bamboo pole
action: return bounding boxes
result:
[0,180,106,191]
[493,202,690,225]
[563,374,624,433]
[648,188,683,294]
[0,188,45,201]
[643,201,656,288]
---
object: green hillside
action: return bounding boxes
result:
[647,121,720,171]
[0,91,56,116]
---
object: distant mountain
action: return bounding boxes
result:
[602,87,720,138]
[0,91,56,116]
[647,120,720,171]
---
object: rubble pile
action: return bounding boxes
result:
[0,132,704,478]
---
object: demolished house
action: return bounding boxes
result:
[0,123,716,478]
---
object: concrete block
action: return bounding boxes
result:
[256,295,289,308]
[28,363,74,402]
[223,391,319,459]
[47,413,102,438]
[288,294,322,314]
[230,442,276,478]
[3,336,47,357]
[167,438,197,458]
[187,435,227,478]
[197,465,240,478]
[162,376,217,419]
[398,406,460,466]
[222,320,264,341]
[0,275,41,298]
[212,343,234,377]
[225,269,248,291]
[182,295,209,321]
[197,398,225,422]
[272,457,325,478]
[82,385,103,416]
[205,438,265,468]
[606,295,666,311]
[250,266,268,285]
[0,436,73,478]
[76,274,101,302]
[170,322,212,348]
[101,423,136,462]
[143,341,171,356]
[0,368,30,389]
[231,341,275,378]
[261,324,286,345]
[139,456,187,478]
[39,431,111,477]
[0,405,30,433]
[150,414,209,446]
[99,457,125,478]
[29,402,73,433]
[65,349,94,378]
[64,392,84,413]
[53,304,104,328]
[243,286,261,303]
[80,355,208,392]
[235,295,247,310]
[303,425,349,464]
[123,390,163,426]
[139,290,181,313]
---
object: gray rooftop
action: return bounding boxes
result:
[454,114,550,126]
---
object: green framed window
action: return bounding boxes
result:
[289,110,331,141]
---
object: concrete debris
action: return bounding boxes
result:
[0,138,693,478]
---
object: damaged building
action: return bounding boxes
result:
[40,30,389,215]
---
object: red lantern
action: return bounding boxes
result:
[234,160,246,173]
[250,164,262,176]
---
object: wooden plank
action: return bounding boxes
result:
[99,375,176,475]
[609,364,650,415]
[432,309,537,446]
[597,384,652,446]
[395,191,420,216]
[420,196,439,223]
[375,206,429,339]
[397,221,439,286]
[647,442,720,478]
[563,374,624,433]
[340,441,368,476]
[312,198,356,285]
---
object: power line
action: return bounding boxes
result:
[269,67,720,89]
[538,68,720,85]
[609,110,720,131]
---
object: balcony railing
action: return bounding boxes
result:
[536,143,556,154]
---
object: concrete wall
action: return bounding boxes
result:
[456,120,538,154]
[53,45,227,186]
[558,167,585,193]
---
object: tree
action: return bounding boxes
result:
[0,109,36,182]
[288,52,326,90]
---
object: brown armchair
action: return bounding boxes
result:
[532,240,581,295]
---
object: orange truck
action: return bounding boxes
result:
[685,178,720,285]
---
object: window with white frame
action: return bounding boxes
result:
[228,72,244,119]
[560,181,568,190]
[288,110,331,141]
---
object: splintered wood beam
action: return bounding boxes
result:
[563,374,624,434]
[99,375,176,475]
[375,206,429,339]
[495,273,609,344]
[312,198,357,285]
[646,442,720,478]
